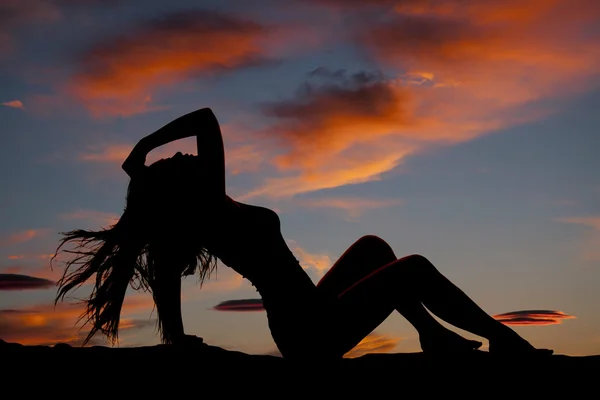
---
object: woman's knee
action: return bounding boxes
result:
[355,235,396,260]
[397,254,436,275]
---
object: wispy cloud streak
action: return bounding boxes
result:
[1,100,24,109]
[344,332,401,358]
[557,216,600,261]
[0,273,55,291]
[493,310,575,326]
[213,298,264,312]
[0,229,48,247]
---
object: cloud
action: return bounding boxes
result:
[184,263,246,295]
[70,10,272,117]
[304,0,398,10]
[1,100,24,109]
[226,144,269,176]
[6,253,54,261]
[0,294,155,346]
[78,136,201,165]
[1,264,61,282]
[0,0,62,27]
[0,0,115,58]
[78,143,137,164]
[1,250,64,283]
[0,228,48,247]
[240,69,419,198]
[244,1,600,198]
[59,209,120,227]
[493,310,576,326]
[557,217,600,231]
[343,331,401,358]
[359,1,600,105]
[77,122,270,178]
[213,298,264,312]
[0,273,55,290]
[556,216,600,261]
[286,240,334,278]
[297,196,402,219]
[260,70,413,170]
[264,330,401,358]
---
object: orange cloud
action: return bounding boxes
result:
[1,100,24,109]
[78,122,269,179]
[343,331,401,358]
[298,196,402,219]
[0,229,48,247]
[1,263,61,282]
[361,0,600,113]
[0,294,155,346]
[59,209,120,227]
[260,70,414,171]
[79,143,137,164]
[183,263,246,295]
[305,0,397,9]
[557,217,600,231]
[556,216,600,261]
[493,310,576,326]
[245,1,600,198]
[70,10,271,117]
[7,253,55,263]
[286,239,334,278]
[213,298,264,312]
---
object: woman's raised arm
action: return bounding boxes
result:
[122,108,226,195]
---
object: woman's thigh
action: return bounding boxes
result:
[319,261,403,357]
[317,235,397,298]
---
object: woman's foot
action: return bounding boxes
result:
[420,327,483,354]
[488,330,553,356]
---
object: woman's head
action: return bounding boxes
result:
[53,152,217,345]
[127,152,204,232]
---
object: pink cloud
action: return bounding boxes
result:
[1,100,24,109]
[493,310,576,326]
[0,229,48,247]
[0,273,55,291]
[213,298,264,312]
[59,209,120,227]
[297,196,403,218]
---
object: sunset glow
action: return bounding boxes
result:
[0,0,598,356]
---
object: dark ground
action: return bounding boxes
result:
[2,339,598,395]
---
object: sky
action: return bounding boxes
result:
[0,0,599,357]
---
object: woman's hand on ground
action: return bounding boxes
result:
[173,334,206,347]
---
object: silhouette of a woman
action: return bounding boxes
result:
[54,108,552,360]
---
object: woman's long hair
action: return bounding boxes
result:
[52,153,217,345]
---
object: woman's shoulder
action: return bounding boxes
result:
[230,198,280,224]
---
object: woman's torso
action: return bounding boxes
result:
[208,197,337,359]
